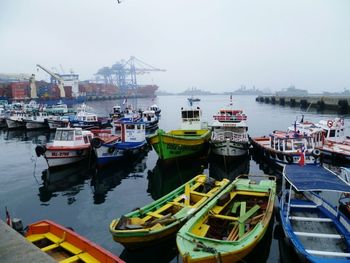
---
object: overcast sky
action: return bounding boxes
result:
[1,0,349,93]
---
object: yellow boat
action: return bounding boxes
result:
[109,175,230,249]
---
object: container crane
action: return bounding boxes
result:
[95,56,166,89]
[36,64,65,98]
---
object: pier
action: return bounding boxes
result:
[255,95,350,113]
[0,220,55,263]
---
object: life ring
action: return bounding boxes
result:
[327,120,333,128]
[90,138,102,148]
[286,155,293,164]
[312,149,321,158]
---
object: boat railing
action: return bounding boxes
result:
[213,114,247,122]
[212,131,248,142]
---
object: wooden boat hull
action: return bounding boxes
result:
[5,118,25,129]
[177,176,276,263]
[25,220,124,263]
[148,129,211,160]
[280,191,350,262]
[110,175,230,249]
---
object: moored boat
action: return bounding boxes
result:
[280,165,350,262]
[177,174,276,263]
[210,98,249,157]
[35,127,94,169]
[109,174,230,249]
[25,220,124,263]
[148,105,211,161]
[5,110,27,129]
[250,128,323,166]
[91,120,147,167]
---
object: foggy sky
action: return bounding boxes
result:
[0,0,349,93]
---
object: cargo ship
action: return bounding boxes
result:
[0,70,158,106]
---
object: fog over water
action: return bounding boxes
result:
[1,0,350,93]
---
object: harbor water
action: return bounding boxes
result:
[1,95,349,262]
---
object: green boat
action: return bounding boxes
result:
[109,174,230,249]
[148,105,211,160]
[177,175,276,263]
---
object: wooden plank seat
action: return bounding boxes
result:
[289,216,332,222]
[60,241,83,254]
[26,234,45,243]
[41,243,59,252]
[44,232,63,243]
[290,204,318,208]
[305,249,350,257]
[294,232,342,239]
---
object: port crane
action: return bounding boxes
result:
[95,56,166,89]
[36,64,66,98]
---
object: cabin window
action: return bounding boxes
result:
[126,124,134,129]
[54,130,62,141]
[329,130,335,138]
[293,140,304,151]
[285,139,292,150]
[67,131,74,141]
[75,130,82,135]
[83,136,88,143]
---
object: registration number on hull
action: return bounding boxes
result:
[51,152,69,157]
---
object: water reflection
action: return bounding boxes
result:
[3,129,53,144]
[120,236,178,263]
[91,152,148,204]
[39,161,93,203]
[208,155,250,181]
[250,147,282,177]
[146,158,208,200]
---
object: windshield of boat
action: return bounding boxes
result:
[55,130,75,141]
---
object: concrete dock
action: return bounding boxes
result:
[0,220,55,263]
[255,95,350,113]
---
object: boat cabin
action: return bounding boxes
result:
[180,106,203,130]
[120,121,146,143]
[270,130,323,152]
[142,110,156,121]
[53,128,93,147]
[317,118,345,143]
[76,111,98,122]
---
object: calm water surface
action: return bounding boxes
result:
[1,95,349,262]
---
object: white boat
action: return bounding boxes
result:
[210,99,249,157]
[288,116,350,165]
[142,109,158,132]
[35,127,93,169]
[46,115,70,130]
[23,112,50,130]
[149,104,161,116]
[0,107,6,128]
[45,102,69,114]
[5,111,27,129]
[280,165,350,262]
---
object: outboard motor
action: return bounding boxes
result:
[35,145,46,157]
[12,218,24,235]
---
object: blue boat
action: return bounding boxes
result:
[280,165,350,262]
[90,120,147,166]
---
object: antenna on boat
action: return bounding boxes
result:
[230,94,233,106]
